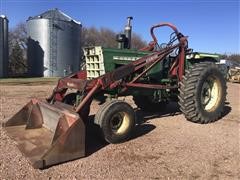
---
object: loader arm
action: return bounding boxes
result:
[49,33,187,116]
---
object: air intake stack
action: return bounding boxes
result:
[116,16,133,49]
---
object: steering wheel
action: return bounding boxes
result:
[150,23,181,48]
[140,23,185,51]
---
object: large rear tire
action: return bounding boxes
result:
[95,100,135,143]
[178,62,227,123]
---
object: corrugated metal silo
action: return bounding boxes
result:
[0,15,9,78]
[27,9,82,77]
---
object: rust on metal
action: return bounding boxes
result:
[3,99,85,169]
[126,83,178,89]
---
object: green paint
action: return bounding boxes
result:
[84,46,219,102]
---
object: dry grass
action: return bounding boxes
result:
[0,77,59,86]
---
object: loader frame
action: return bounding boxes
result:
[47,23,188,117]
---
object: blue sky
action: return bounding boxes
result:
[0,0,239,54]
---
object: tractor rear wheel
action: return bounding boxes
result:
[133,95,167,112]
[178,62,227,123]
[95,100,135,143]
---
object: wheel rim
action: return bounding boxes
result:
[110,112,130,135]
[201,76,222,112]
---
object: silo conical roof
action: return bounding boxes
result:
[28,8,81,24]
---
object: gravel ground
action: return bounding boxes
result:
[0,83,239,179]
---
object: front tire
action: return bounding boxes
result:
[178,62,227,123]
[95,100,135,143]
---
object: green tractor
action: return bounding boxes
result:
[83,17,226,125]
[3,17,227,168]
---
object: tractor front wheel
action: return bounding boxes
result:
[178,62,227,123]
[95,100,135,143]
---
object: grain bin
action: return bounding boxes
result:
[0,15,9,78]
[27,9,82,77]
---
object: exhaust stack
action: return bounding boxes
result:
[124,16,133,49]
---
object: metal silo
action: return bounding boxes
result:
[27,9,82,77]
[0,15,9,78]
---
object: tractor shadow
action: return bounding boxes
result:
[221,103,232,117]
[85,116,157,156]
[134,101,232,124]
[135,102,181,124]
[85,102,180,156]
[135,103,231,124]
[85,119,108,156]
[85,102,231,156]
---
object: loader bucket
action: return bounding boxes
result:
[2,99,85,169]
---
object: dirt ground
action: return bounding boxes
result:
[0,82,239,179]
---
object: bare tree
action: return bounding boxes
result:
[82,26,146,49]
[8,22,28,76]
[220,54,240,64]
[9,43,27,75]
[99,28,117,48]
[9,22,27,50]
[131,32,147,49]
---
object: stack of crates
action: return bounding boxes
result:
[84,46,106,79]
